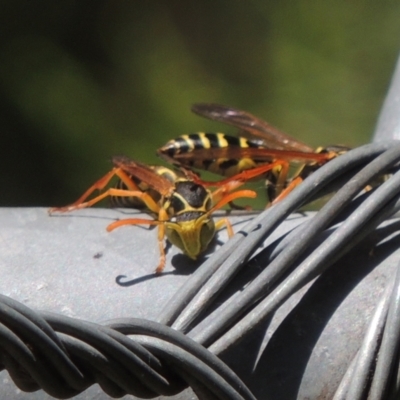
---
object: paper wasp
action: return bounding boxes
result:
[49,155,257,273]
[157,103,348,204]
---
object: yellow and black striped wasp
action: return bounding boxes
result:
[157,103,348,205]
[49,155,257,273]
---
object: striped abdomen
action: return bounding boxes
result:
[158,132,267,177]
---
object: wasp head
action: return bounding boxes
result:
[164,180,215,259]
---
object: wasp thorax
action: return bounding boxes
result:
[167,181,212,215]
[175,181,209,207]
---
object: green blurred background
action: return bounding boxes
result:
[0,1,399,206]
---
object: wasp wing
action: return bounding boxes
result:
[112,155,175,197]
[167,146,332,165]
[191,103,314,153]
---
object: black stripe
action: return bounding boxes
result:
[202,159,213,169]
[176,211,204,222]
[204,133,222,148]
[219,159,239,169]
[188,133,205,150]
[175,137,190,152]
[223,135,241,147]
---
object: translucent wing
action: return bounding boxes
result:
[112,155,175,196]
[191,103,314,152]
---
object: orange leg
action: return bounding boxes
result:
[106,218,160,231]
[273,162,290,196]
[106,207,169,274]
[49,168,144,213]
[50,189,160,214]
[156,219,167,274]
[50,167,171,273]
[191,160,291,209]
[215,217,234,237]
[190,160,290,187]
[155,208,169,273]
[208,178,256,211]
[271,176,303,205]
[210,168,262,207]
[210,189,257,213]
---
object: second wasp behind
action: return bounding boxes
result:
[158,103,348,205]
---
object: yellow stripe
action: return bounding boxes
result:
[237,158,257,171]
[181,134,195,151]
[198,134,211,149]
[216,133,228,148]
[239,137,249,148]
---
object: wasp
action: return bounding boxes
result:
[157,103,348,204]
[49,155,257,273]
